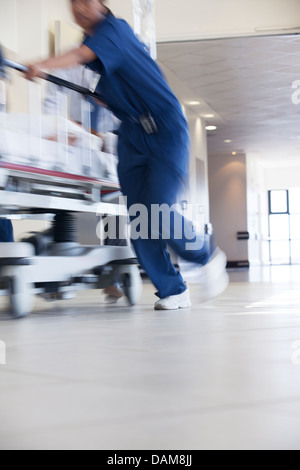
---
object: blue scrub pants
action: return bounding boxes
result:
[0,220,14,242]
[118,107,209,299]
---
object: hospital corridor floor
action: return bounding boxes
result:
[1,267,300,450]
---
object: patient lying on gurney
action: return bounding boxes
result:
[45,120,90,147]
[44,118,118,156]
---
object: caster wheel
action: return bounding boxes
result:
[9,275,34,318]
[122,265,143,306]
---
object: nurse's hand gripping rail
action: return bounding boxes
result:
[0,48,142,318]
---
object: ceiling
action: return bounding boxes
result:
[157,35,300,163]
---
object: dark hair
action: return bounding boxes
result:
[70,0,113,15]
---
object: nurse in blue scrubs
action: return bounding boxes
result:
[26,0,227,310]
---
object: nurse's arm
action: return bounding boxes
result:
[25,45,97,80]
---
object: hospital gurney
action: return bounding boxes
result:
[0,49,142,318]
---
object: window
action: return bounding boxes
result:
[268,189,300,265]
[269,190,288,214]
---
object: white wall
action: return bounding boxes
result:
[2,0,300,58]
[0,0,49,113]
[0,0,78,62]
[110,0,300,41]
[264,166,300,190]
[247,154,269,265]
[208,153,249,262]
[0,1,18,52]
[188,114,209,223]
[44,0,82,53]
[0,0,47,59]
[3,0,299,57]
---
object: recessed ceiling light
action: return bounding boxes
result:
[224,139,232,143]
[232,151,237,156]
[204,114,215,118]
[187,101,201,106]
[206,125,217,131]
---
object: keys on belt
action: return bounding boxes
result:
[139,113,158,134]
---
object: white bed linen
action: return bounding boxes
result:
[0,113,119,182]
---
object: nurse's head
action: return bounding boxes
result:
[70,0,108,33]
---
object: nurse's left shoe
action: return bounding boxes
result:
[155,285,192,311]
[180,247,229,301]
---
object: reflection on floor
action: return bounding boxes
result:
[229,264,300,283]
[1,266,300,450]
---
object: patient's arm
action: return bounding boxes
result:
[46,134,78,146]
[44,118,104,149]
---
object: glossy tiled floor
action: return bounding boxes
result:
[1,267,300,450]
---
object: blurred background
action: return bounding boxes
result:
[2,0,300,268]
[1,0,300,451]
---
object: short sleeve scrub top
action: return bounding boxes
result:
[83,13,189,177]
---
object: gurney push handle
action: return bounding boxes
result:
[0,45,103,101]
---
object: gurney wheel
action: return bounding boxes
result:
[122,265,142,306]
[9,275,34,319]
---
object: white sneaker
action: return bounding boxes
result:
[154,286,192,311]
[201,269,229,301]
[180,248,229,301]
[180,248,227,282]
[198,248,228,284]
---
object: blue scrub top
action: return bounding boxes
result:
[83,14,183,125]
